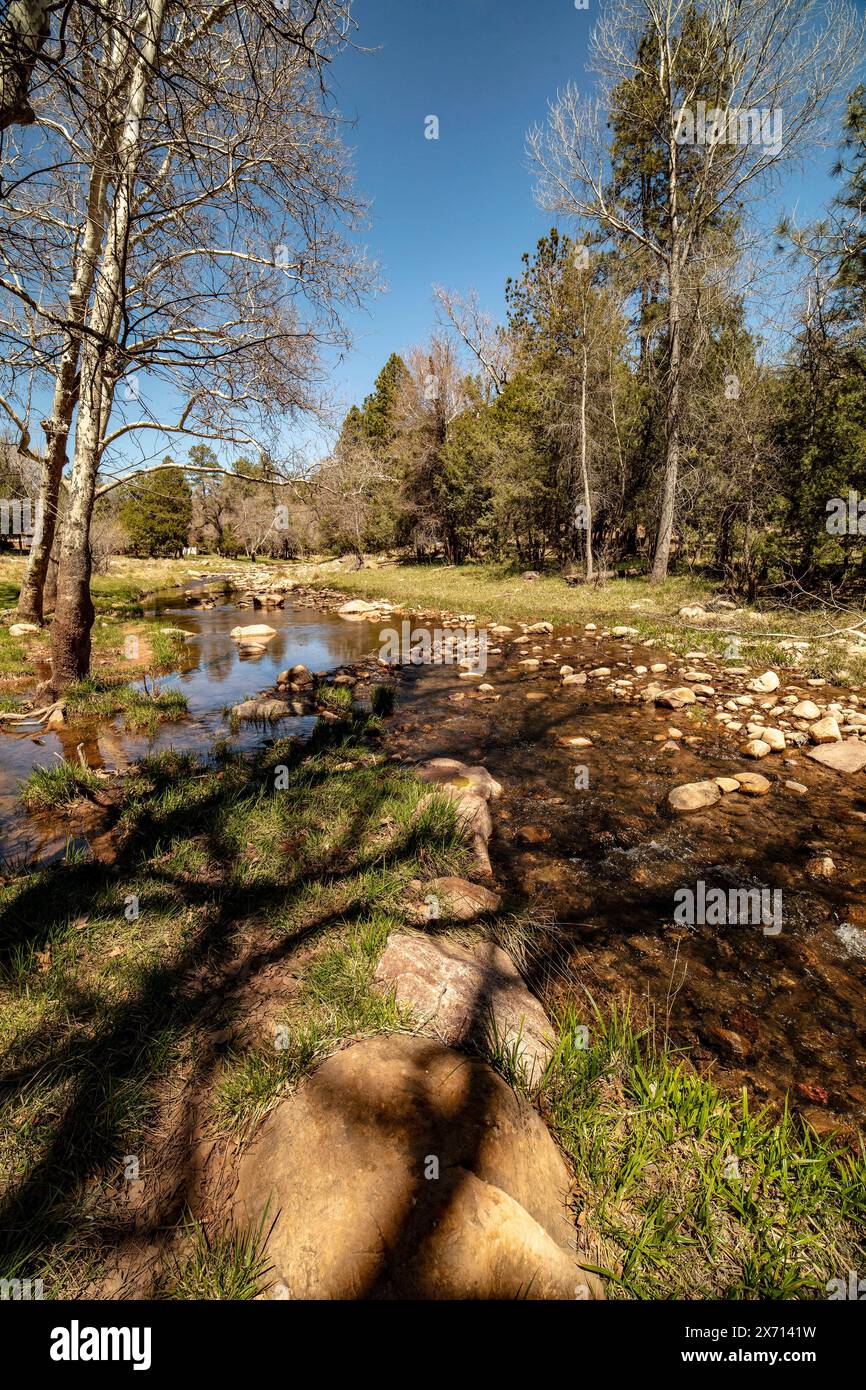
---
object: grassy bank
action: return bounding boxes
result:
[310,562,866,688]
[489,999,865,1300]
[0,715,467,1297]
[1,707,862,1299]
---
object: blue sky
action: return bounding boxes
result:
[324,0,598,427]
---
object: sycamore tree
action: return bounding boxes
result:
[0,1,370,690]
[528,0,863,582]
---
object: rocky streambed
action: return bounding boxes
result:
[378,615,866,1137]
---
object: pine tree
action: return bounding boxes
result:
[120,461,193,557]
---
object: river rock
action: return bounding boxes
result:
[759,727,786,751]
[278,664,312,686]
[806,856,836,878]
[715,776,740,793]
[415,757,503,801]
[741,739,771,759]
[807,739,866,774]
[8,622,39,637]
[233,1035,603,1300]
[230,624,277,643]
[733,771,771,795]
[412,876,501,922]
[809,717,842,744]
[668,780,721,813]
[656,687,697,710]
[232,699,292,721]
[337,598,386,615]
[749,671,780,693]
[376,933,554,1080]
[791,700,821,720]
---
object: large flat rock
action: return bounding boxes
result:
[807,739,866,774]
[375,931,553,1078]
[233,1034,602,1300]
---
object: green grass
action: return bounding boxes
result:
[19,760,101,811]
[214,916,408,1133]
[64,677,187,730]
[484,997,866,1301]
[158,1213,273,1300]
[315,681,354,713]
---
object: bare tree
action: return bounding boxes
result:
[432,284,512,397]
[0,1,371,687]
[528,0,864,581]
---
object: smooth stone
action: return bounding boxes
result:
[668,780,721,814]
[807,740,866,774]
[809,717,842,744]
[233,1035,604,1300]
[733,772,771,796]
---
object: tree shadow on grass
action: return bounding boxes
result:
[0,718,467,1285]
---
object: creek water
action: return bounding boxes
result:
[0,586,384,863]
[1,586,865,1131]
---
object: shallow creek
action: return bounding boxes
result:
[1,588,865,1131]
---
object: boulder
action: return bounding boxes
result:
[232,699,292,721]
[230,624,277,643]
[667,780,721,814]
[233,1034,602,1300]
[809,717,842,744]
[791,700,821,720]
[807,739,866,774]
[8,622,39,638]
[376,933,553,1080]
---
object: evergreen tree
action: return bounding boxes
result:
[121,461,193,557]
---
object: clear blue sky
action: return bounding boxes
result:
[323,0,597,428]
